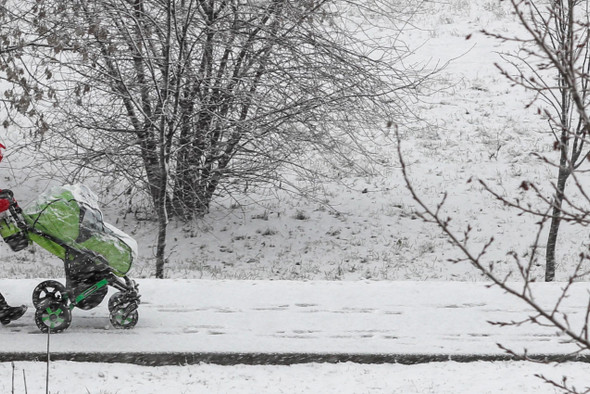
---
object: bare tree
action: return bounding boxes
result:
[485,0,590,282]
[399,0,590,390]
[3,0,426,277]
[0,1,53,130]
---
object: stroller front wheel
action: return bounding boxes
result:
[35,301,72,333]
[108,291,139,329]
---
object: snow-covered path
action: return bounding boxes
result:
[0,279,585,358]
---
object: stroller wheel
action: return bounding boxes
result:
[108,292,139,329]
[34,301,72,333]
[32,280,67,309]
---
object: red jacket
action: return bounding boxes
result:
[0,189,9,213]
[0,145,8,212]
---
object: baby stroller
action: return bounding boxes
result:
[0,185,140,333]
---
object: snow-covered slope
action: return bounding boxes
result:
[0,2,571,283]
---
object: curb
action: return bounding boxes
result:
[1,352,589,366]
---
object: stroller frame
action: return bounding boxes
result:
[0,189,140,333]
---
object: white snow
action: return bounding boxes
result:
[1,279,589,393]
[1,1,589,393]
[1,279,585,355]
[0,280,590,393]
[3,360,589,394]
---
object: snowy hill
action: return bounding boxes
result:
[0,1,570,283]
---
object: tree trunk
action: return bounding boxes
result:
[545,166,569,282]
[153,0,174,278]
[546,58,571,282]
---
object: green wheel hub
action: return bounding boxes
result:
[34,301,72,333]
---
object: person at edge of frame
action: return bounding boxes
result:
[0,142,27,325]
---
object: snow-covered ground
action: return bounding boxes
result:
[1,279,589,393]
[1,279,585,355]
[3,360,589,394]
[2,1,589,393]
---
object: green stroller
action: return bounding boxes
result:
[0,185,140,333]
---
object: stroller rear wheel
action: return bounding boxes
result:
[32,280,67,309]
[108,291,139,329]
[34,301,72,333]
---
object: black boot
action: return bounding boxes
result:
[0,304,27,325]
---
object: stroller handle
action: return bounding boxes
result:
[0,189,14,201]
[0,189,22,218]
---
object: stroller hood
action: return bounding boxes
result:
[23,184,138,276]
